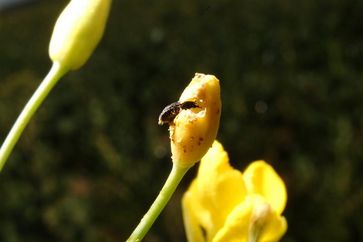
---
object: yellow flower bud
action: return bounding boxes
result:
[169,73,221,167]
[49,0,112,70]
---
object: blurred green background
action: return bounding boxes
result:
[1,0,363,241]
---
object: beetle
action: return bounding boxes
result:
[158,100,199,125]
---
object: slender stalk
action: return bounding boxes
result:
[0,62,68,171]
[127,164,191,242]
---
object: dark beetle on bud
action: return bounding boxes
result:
[158,101,199,125]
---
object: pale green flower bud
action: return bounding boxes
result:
[49,0,112,70]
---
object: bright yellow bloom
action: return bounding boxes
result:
[49,0,112,70]
[170,73,221,168]
[182,141,287,242]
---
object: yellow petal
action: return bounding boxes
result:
[197,141,246,221]
[49,0,112,70]
[212,199,252,242]
[247,195,287,242]
[243,161,287,214]
[182,141,246,241]
[170,73,221,167]
[213,195,287,242]
[182,184,208,242]
[259,214,287,242]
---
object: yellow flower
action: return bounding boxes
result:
[49,0,112,70]
[182,141,287,242]
[169,73,221,168]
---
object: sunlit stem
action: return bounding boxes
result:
[0,62,68,171]
[127,163,191,242]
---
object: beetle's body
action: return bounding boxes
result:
[158,101,199,125]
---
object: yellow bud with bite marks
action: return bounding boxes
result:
[169,73,221,167]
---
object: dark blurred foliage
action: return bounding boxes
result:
[1,0,363,241]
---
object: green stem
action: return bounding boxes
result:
[0,62,68,171]
[127,164,191,242]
